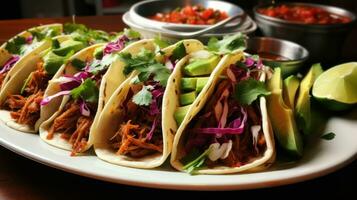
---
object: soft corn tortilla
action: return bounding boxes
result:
[170,52,276,174]
[39,39,159,153]
[0,24,63,90]
[92,39,207,168]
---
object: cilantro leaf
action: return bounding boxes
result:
[71,58,86,70]
[234,78,271,105]
[5,36,27,55]
[207,33,246,54]
[71,78,99,103]
[65,23,111,45]
[182,147,211,175]
[152,65,170,86]
[154,36,170,48]
[171,42,186,61]
[119,48,170,86]
[64,23,88,34]
[87,54,119,74]
[43,50,74,75]
[132,85,153,106]
[29,30,46,41]
[52,39,60,49]
[30,26,61,41]
[321,132,335,140]
[124,28,141,39]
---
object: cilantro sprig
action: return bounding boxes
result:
[132,85,154,106]
[182,147,212,175]
[234,78,271,105]
[119,48,170,86]
[71,78,99,103]
[5,36,27,55]
[207,33,246,54]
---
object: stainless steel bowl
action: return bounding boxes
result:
[130,0,245,31]
[246,37,309,77]
[253,3,356,63]
[123,12,257,43]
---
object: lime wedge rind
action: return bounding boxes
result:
[313,62,357,105]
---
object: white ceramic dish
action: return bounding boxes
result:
[0,109,356,190]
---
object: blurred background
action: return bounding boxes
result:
[1,0,356,19]
[0,0,356,61]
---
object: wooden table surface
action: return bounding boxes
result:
[0,15,356,199]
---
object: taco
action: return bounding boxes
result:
[0,35,88,132]
[0,24,63,89]
[0,24,118,133]
[39,34,158,155]
[90,39,228,169]
[170,53,275,174]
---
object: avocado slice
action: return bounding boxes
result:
[283,75,300,109]
[43,51,66,75]
[181,77,197,91]
[196,77,209,93]
[183,55,219,76]
[52,39,84,56]
[295,63,323,135]
[267,67,303,157]
[174,105,191,125]
[180,91,197,106]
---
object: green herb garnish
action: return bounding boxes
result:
[321,132,335,140]
[207,33,246,54]
[5,36,27,55]
[234,78,270,105]
[132,85,154,106]
[183,147,212,175]
[71,78,99,103]
[120,48,170,86]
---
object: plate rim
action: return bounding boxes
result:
[0,121,356,191]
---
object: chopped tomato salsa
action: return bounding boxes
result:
[150,5,228,25]
[258,5,351,24]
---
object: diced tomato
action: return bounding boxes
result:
[201,8,214,20]
[182,6,196,17]
[149,4,228,25]
[258,5,351,24]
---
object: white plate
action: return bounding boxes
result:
[0,110,356,190]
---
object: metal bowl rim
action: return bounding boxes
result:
[130,0,244,29]
[253,2,356,28]
[122,12,257,38]
[246,36,310,63]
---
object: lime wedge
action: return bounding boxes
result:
[312,62,357,110]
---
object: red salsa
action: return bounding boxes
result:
[258,5,351,24]
[257,52,290,61]
[150,5,229,25]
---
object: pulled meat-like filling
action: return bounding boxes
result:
[183,67,267,168]
[47,100,94,156]
[2,61,50,127]
[110,84,163,158]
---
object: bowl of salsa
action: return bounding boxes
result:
[129,0,245,31]
[257,4,351,25]
[253,3,356,63]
